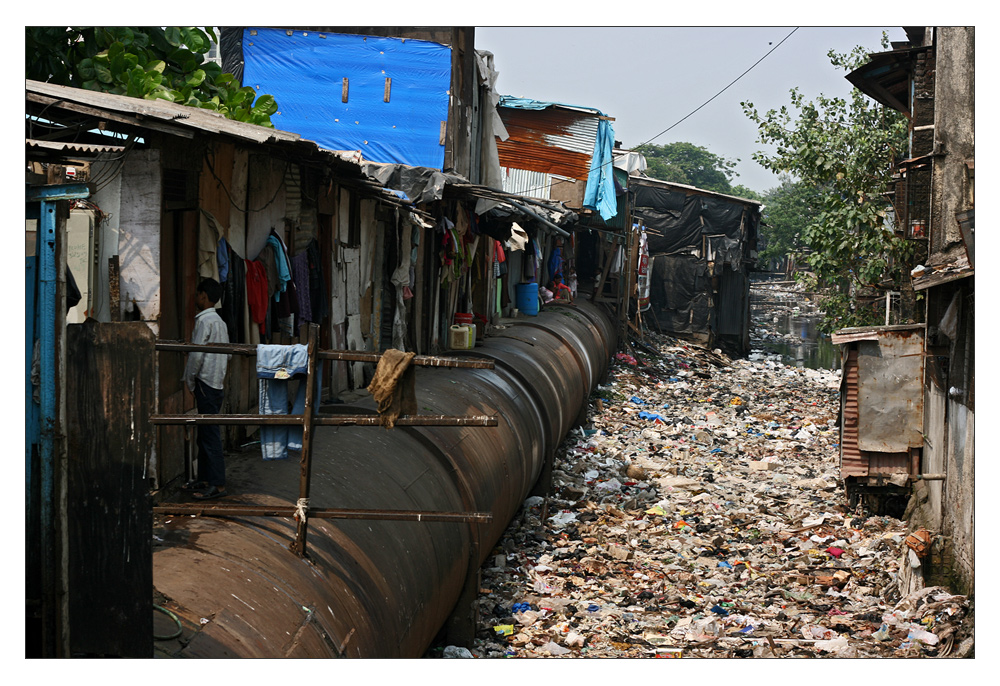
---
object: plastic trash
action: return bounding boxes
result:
[537,641,571,656]
[465,321,970,658]
[443,645,474,658]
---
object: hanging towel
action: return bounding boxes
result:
[290,251,313,323]
[245,259,269,336]
[366,349,416,429]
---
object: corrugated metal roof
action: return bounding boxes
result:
[26,79,307,148]
[26,138,125,155]
[496,106,598,181]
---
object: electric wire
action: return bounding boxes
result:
[514,27,800,198]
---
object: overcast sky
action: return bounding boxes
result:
[475,26,908,195]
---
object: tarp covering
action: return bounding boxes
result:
[637,180,760,353]
[650,254,711,334]
[241,28,451,169]
[635,185,752,259]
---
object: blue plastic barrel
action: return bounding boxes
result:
[516,282,539,316]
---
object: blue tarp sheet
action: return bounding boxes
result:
[241,28,451,169]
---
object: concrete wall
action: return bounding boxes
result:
[925,27,975,594]
[931,26,975,256]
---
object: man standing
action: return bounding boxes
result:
[182,278,230,500]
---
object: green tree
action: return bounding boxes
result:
[758,177,819,264]
[633,141,739,194]
[730,184,763,202]
[26,27,277,127]
[741,39,910,332]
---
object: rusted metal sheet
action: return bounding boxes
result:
[152,299,616,658]
[856,329,924,452]
[496,106,597,181]
[867,451,911,475]
[841,348,866,477]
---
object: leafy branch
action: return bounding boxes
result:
[26,27,277,128]
[741,38,911,331]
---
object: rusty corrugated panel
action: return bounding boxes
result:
[26,138,126,155]
[841,348,867,477]
[867,451,911,475]
[496,106,597,181]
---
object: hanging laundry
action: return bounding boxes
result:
[245,259,269,336]
[305,239,328,322]
[217,236,230,284]
[219,242,246,343]
[266,230,292,299]
[290,250,313,323]
[256,344,308,461]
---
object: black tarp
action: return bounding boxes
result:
[636,181,759,354]
[649,254,711,334]
[634,184,752,257]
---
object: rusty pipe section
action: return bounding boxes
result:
[153,299,616,658]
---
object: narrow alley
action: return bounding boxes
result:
[453,305,973,659]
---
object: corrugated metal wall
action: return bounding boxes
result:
[500,167,552,199]
[841,348,866,477]
[496,107,597,181]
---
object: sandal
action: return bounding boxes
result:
[192,486,227,500]
[181,480,208,492]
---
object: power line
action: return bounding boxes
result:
[512,27,800,198]
[635,27,799,149]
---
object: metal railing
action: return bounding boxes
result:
[151,323,495,557]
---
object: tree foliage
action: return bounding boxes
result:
[741,39,910,331]
[758,176,820,263]
[633,141,739,195]
[26,27,277,128]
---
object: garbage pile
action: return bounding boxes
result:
[461,333,971,658]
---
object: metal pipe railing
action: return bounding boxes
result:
[153,325,497,557]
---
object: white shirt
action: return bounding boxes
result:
[183,308,231,391]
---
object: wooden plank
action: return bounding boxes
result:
[246,154,286,260]
[228,147,249,257]
[200,141,234,228]
[66,322,154,657]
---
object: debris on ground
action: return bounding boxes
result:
[464,328,971,659]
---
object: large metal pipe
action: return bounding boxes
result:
[152,299,616,658]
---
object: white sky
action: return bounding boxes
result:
[475,26,908,194]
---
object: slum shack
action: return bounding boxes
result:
[628,177,760,357]
[492,95,633,325]
[831,324,926,516]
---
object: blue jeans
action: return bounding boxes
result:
[194,379,225,487]
[259,361,322,460]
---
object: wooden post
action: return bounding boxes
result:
[289,324,320,557]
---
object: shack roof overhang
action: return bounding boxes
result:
[25,80,576,229]
[629,174,763,208]
[845,46,925,117]
[831,323,925,345]
[26,79,342,162]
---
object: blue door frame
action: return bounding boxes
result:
[25,182,90,657]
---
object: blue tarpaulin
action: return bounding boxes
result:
[241,28,451,169]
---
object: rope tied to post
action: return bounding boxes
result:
[295,497,310,522]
